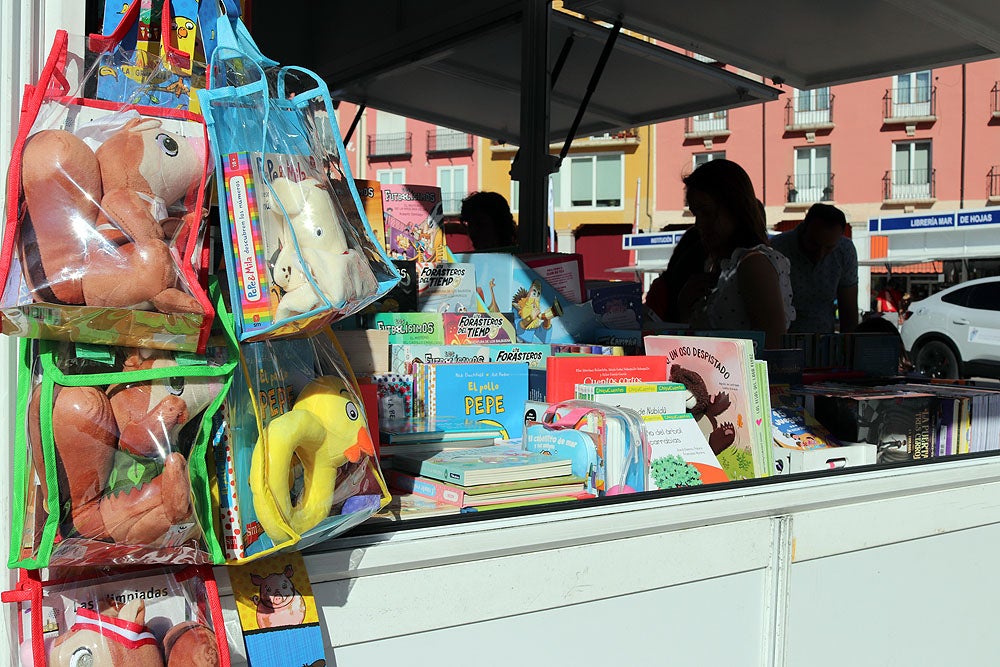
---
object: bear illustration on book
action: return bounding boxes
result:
[669,364,737,454]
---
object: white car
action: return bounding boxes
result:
[900,276,1000,379]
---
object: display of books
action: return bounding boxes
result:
[384,469,588,507]
[379,417,504,445]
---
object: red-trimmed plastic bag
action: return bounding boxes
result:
[0,29,215,353]
[2,565,229,667]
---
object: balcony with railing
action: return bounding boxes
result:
[992,83,1000,118]
[441,192,467,216]
[367,132,412,159]
[427,130,474,156]
[989,166,1000,202]
[785,173,834,205]
[882,86,937,124]
[784,96,835,131]
[684,112,729,139]
[883,168,936,202]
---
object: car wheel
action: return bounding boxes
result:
[914,340,960,379]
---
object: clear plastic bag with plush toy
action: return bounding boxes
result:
[9,283,237,569]
[0,29,217,353]
[198,12,400,342]
[217,330,390,563]
[2,565,229,667]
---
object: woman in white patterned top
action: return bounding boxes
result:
[677,159,795,348]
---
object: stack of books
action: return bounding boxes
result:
[385,444,593,515]
[378,417,503,458]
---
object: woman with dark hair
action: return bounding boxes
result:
[678,159,794,348]
[460,191,518,250]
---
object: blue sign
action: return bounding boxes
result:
[623,233,678,248]
[877,213,955,232]
[957,209,1000,227]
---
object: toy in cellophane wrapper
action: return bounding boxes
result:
[9,284,237,569]
[0,30,216,353]
[2,565,228,667]
[199,25,399,341]
[216,331,390,562]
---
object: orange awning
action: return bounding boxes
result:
[870,262,943,274]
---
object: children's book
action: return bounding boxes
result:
[382,183,446,262]
[421,361,530,439]
[643,414,729,489]
[546,355,670,403]
[644,335,764,481]
[372,373,413,423]
[355,179,386,250]
[443,312,518,344]
[419,262,478,314]
[370,312,445,344]
[391,444,573,486]
[391,344,490,374]
[575,381,687,417]
[370,492,463,521]
[385,469,587,507]
[379,416,503,445]
[519,252,586,304]
[586,280,643,330]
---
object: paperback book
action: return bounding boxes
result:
[382,183,446,263]
[391,444,573,486]
[418,262,478,314]
[546,355,670,402]
[575,381,687,417]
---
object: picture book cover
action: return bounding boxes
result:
[370,312,445,344]
[443,312,518,344]
[643,414,729,489]
[355,179,386,249]
[523,423,603,494]
[390,343,491,374]
[456,252,598,344]
[771,404,841,450]
[546,355,670,403]
[575,381,688,417]
[644,335,761,481]
[392,444,573,486]
[519,252,586,304]
[586,280,644,330]
[419,262,478,314]
[385,469,586,507]
[489,343,550,370]
[231,551,325,667]
[424,361,530,439]
[382,183,446,262]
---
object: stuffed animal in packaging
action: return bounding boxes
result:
[18,116,204,314]
[268,177,378,320]
[28,349,223,549]
[48,599,220,667]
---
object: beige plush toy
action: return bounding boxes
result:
[268,177,378,320]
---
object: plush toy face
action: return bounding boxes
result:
[50,600,164,667]
[270,177,350,254]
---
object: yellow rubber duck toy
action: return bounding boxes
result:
[250,376,375,543]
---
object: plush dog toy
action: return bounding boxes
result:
[29,349,223,549]
[268,177,378,320]
[18,116,204,314]
[49,599,220,667]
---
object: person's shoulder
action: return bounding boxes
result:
[835,234,858,258]
[770,230,795,250]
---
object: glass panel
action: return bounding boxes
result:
[968,282,1000,310]
[796,89,811,112]
[595,155,621,206]
[551,168,562,209]
[894,144,911,178]
[914,143,930,180]
[570,157,593,207]
[815,87,830,109]
[916,71,931,102]
[815,146,831,174]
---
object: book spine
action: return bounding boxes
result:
[384,469,465,506]
[745,352,766,478]
[755,360,774,477]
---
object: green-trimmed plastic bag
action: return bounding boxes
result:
[10,281,237,568]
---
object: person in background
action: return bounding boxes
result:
[644,225,706,323]
[677,159,795,348]
[459,191,518,251]
[771,203,859,334]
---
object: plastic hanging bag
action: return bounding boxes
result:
[217,330,390,563]
[198,13,399,342]
[0,29,217,353]
[9,281,237,568]
[524,400,648,495]
[2,565,229,667]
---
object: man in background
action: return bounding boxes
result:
[771,203,858,333]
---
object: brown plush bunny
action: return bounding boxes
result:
[18,117,204,314]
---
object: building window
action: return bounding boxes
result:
[371,111,410,157]
[437,165,468,216]
[428,126,472,153]
[693,151,726,169]
[793,146,832,202]
[893,70,932,117]
[891,141,932,199]
[550,153,624,210]
[376,168,405,185]
[793,87,831,125]
[690,110,727,134]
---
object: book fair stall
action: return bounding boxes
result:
[2,2,1000,666]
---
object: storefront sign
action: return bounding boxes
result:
[870,208,1000,233]
[622,232,680,248]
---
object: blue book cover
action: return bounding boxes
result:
[391,444,572,486]
[424,361,530,440]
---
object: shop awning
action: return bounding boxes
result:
[563,0,1000,89]
[320,11,780,143]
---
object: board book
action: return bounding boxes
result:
[419,361,529,439]
[391,444,573,486]
[643,414,729,489]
